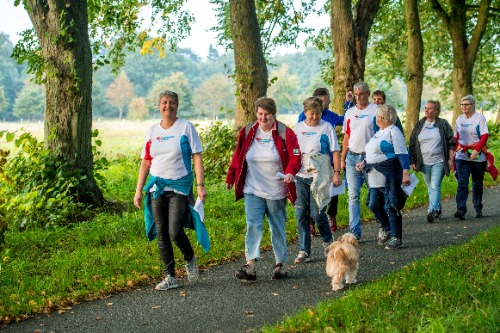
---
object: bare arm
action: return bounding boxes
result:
[193,152,207,202]
[341,133,350,171]
[134,159,151,209]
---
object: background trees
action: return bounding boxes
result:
[105,71,135,120]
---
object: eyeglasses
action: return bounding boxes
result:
[460,103,472,107]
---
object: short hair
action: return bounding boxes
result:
[254,97,277,116]
[461,95,476,106]
[372,90,386,103]
[353,82,370,94]
[158,90,179,105]
[303,96,323,113]
[313,88,329,97]
[426,100,441,116]
[376,104,398,125]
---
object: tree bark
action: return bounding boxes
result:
[429,0,492,125]
[330,0,381,115]
[404,0,424,137]
[26,0,104,205]
[229,0,268,129]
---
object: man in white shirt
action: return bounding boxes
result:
[341,82,378,240]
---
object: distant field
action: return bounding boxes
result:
[0,114,301,157]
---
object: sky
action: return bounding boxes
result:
[0,0,224,59]
[0,0,317,59]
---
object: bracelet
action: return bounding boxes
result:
[334,170,341,173]
[196,183,205,187]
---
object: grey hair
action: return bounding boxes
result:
[376,104,398,125]
[303,96,323,113]
[353,81,370,94]
[158,90,179,105]
[461,95,476,106]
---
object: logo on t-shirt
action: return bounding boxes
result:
[460,123,472,128]
[354,114,369,119]
[156,135,175,142]
[256,137,272,144]
[300,131,317,136]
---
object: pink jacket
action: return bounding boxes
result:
[226,121,302,203]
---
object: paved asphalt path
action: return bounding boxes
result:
[2,186,500,333]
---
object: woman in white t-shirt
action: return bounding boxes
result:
[409,101,455,223]
[293,96,341,263]
[134,90,207,291]
[226,97,302,282]
[452,95,489,220]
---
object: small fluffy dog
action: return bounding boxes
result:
[325,232,360,291]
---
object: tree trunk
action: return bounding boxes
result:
[26,0,104,205]
[330,0,381,115]
[429,0,491,125]
[229,0,268,129]
[404,0,424,137]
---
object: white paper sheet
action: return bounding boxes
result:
[401,173,419,196]
[193,197,204,222]
[329,180,346,196]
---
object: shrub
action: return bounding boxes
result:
[487,121,500,140]
[0,130,108,229]
[198,122,236,180]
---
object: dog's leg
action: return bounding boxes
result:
[331,272,344,291]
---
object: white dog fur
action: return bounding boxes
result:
[325,232,360,291]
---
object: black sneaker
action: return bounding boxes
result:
[475,210,482,218]
[271,263,288,280]
[454,210,465,220]
[235,264,256,281]
[385,237,403,250]
[426,212,435,223]
[435,209,442,219]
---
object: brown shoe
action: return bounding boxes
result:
[328,215,337,233]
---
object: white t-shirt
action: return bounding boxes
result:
[141,119,203,193]
[343,103,378,154]
[454,112,488,162]
[365,126,408,188]
[418,121,444,165]
[243,126,287,200]
[294,120,340,178]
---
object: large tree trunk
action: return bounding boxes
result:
[429,0,491,125]
[229,0,268,129]
[26,0,104,205]
[330,0,381,115]
[404,0,424,137]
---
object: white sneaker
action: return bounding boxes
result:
[155,275,179,291]
[294,251,310,263]
[186,256,199,283]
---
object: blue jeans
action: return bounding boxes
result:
[455,159,487,214]
[295,177,333,255]
[151,191,194,276]
[368,187,403,239]
[243,193,288,263]
[420,162,445,213]
[345,153,368,236]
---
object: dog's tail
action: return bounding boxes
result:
[326,247,348,277]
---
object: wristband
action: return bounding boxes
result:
[196,183,205,187]
[334,170,341,173]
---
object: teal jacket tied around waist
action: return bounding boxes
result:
[143,174,210,252]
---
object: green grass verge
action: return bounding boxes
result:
[263,226,500,333]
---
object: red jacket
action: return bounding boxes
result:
[225,121,302,203]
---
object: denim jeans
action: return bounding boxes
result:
[368,188,390,232]
[345,153,368,236]
[243,193,288,263]
[455,159,487,213]
[420,162,445,213]
[295,177,333,255]
[368,187,403,239]
[151,191,194,276]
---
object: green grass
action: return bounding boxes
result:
[263,226,500,333]
[0,125,499,325]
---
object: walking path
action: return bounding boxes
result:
[2,186,500,333]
